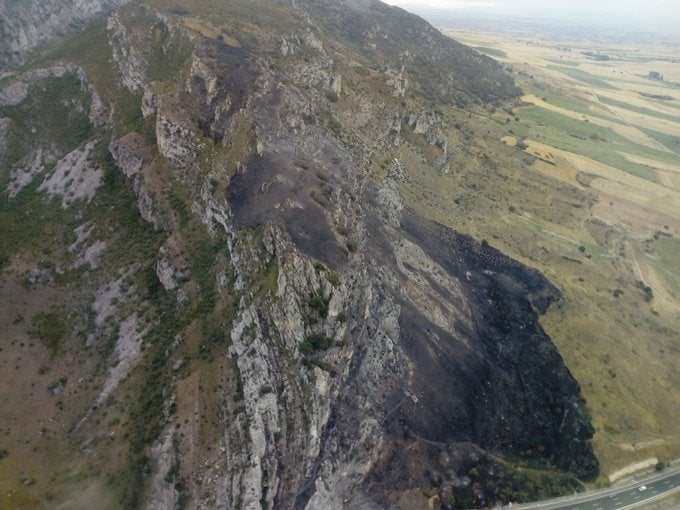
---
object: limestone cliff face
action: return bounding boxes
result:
[143,9,594,507]
[0,0,132,70]
[0,1,596,509]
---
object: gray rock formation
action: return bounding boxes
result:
[0,0,132,70]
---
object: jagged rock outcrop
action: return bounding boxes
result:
[0,0,132,70]
[132,8,594,505]
[107,10,147,91]
[288,0,521,105]
[38,140,102,206]
[0,64,109,127]
[145,426,181,510]
[109,135,146,177]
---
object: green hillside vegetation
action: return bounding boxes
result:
[639,127,680,154]
[522,83,618,121]
[547,65,618,89]
[513,107,664,182]
[598,95,680,123]
[436,26,680,479]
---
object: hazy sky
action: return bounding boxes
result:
[381,0,680,27]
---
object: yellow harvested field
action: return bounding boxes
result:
[501,135,517,146]
[605,123,670,152]
[657,170,680,190]
[522,94,597,121]
[523,140,583,188]
[589,177,680,219]
[621,152,680,175]
[522,94,670,151]
[601,91,680,117]
[605,104,680,136]
[525,140,680,217]
[618,81,680,100]
[537,161,584,188]
[621,61,680,83]
[620,153,680,190]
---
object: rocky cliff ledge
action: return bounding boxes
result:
[0,0,132,70]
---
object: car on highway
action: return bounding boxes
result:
[639,485,647,491]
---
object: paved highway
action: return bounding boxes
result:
[504,468,680,510]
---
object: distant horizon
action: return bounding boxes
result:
[382,0,680,31]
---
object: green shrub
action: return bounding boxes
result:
[29,309,72,356]
[594,475,610,488]
[293,156,310,169]
[327,271,341,286]
[310,189,331,208]
[308,289,330,319]
[302,357,334,373]
[299,333,332,354]
[634,280,654,301]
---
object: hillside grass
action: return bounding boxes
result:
[34,23,142,134]
[0,134,163,510]
[428,27,680,479]
[515,106,662,182]
[546,65,618,90]
[0,73,94,172]
[598,95,680,123]
[645,237,680,296]
[0,181,78,273]
[152,0,303,54]
[639,127,680,154]
[521,82,618,122]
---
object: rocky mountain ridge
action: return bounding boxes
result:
[0,1,596,508]
[0,0,134,71]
